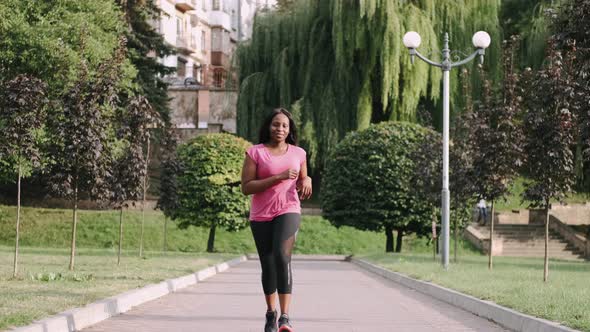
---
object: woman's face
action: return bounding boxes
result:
[269,113,290,143]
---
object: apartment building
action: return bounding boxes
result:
[155,0,276,134]
[157,0,210,84]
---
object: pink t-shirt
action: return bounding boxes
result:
[246,144,307,221]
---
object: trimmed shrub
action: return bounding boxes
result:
[174,133,251,252]
[322,122,439,252]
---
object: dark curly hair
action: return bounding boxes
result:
[258,108,298,145]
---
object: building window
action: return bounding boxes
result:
[223,29,230,52]
[201,31,206,51]
[213,69,224,87]
[231,9,237,30]
[193,65,205,85]
[212,0,220,10]
[176,16,183,36]
[191,34,198,49]
[211,29,221,51]
[202,0,207,11]
[177,58,187,77]
[194,65,202,83]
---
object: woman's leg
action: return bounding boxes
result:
[272,213,301,315]
[250,221,278,311]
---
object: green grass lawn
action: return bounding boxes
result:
[362,253,590,331]
[0,246,236,330]
[0,205,436,255]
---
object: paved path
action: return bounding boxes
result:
[83,260,508,332]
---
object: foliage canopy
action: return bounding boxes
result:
[237,0,503,173]
[322,121,438,251]
[174,134,251,251]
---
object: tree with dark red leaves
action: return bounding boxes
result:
[47,37,126,271]
[469,36,525,270]
[521,40,578,282]
[111,95,161,264]
[0,75,48,277]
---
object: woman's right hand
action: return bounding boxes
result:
[277,168,299,180]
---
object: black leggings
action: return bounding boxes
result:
[250,213,301,295]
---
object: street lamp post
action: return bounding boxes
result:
[403,31,491,269]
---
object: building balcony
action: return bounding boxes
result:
[208,10,231,31]
[176,33,196,54]
[210,51,230,68]
[195,49,208,63]
[175,0,196,12]
[190,13,199,27]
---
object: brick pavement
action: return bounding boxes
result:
[82,260,508,332]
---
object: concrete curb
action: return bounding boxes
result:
[10,255,247,332]
[350,257,580,332]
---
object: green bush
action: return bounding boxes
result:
[174,133,251,252]
[322,122,438,252]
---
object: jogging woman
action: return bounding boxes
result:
[241,108,312,332]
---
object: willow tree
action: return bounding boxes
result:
[501,0,563,70]
[236,0,502,173]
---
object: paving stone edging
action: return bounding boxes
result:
[350,257,580,332]
[10,255,248,332]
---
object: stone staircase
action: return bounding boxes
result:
[469,223,586,261]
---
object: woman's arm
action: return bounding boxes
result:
[241,154,298,195]
[297,161,312,200]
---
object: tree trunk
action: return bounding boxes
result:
[118,208,124,265]
[575,141,584,189]
[488,200,495,270]
[453,218,458,263]
[207,223,217,253]
[140,136,150,258]
[13,164,22,278]
[139,203,145,257]
[432,212,437,261]
[395,230,403,253]
[163,216,168,252]
[544,201,550,282]
[385,225,394,252]
[69,182,78,271]
[433,237,437,261]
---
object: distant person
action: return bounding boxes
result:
[241,108,312,332]
[477,198,488,225]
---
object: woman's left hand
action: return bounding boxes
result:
[297,176,312,200]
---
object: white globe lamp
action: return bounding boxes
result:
[403,31,422,49]
[472,31,491,49]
